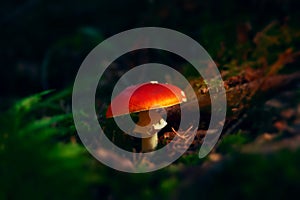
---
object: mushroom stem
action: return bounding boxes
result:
[134,110,167,152]
[141,132,158,153]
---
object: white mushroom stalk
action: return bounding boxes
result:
[133,110,167,152]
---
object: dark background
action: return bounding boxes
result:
[1,0,299,98]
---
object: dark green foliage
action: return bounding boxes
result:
[0,91,101,199]
[176,154,205,166]
[0,90,196,199]
[217,131,250,154]
[174,149,300,200]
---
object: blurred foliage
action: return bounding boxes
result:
[174,149,300,200]
[217,131,251,154]
[0,90,101,199]
[0,90,203,199]
[2,88,299,199]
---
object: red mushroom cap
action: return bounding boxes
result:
[106,81,187,118]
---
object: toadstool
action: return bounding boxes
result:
[106,81,187,152]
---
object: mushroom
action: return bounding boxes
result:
[106,81,187,152]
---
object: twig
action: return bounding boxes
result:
[171,126,193,140]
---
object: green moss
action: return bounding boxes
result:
[217,131,251,154]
